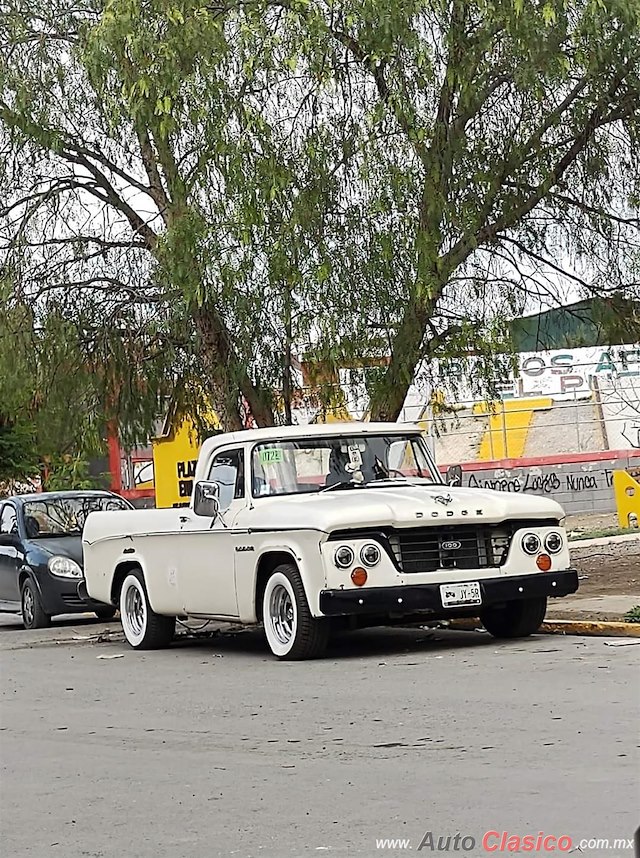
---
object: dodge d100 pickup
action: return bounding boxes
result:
[82,422,578,660]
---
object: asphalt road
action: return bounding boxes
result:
[1,617,638,858]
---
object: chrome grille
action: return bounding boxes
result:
[328,519,557,573]
[397,526,504,573]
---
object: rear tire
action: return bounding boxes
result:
[119,571,175,650]
[262,563,329,660]
[21,577,51,630]
[481,597,547,639]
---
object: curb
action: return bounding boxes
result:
[444,618,640,638]
[540,619,640,637]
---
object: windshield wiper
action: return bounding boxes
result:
[363,477,438,487]
[320,481,359,493]
[367,476,407,484]
[320,476,438,493]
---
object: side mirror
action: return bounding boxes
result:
[193,481,220,518]
[0,532,20,547]
[445,465,462,487]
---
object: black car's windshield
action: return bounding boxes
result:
[22,495,130,538]
[251,434,439,497]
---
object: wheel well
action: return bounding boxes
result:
[255,551,297,621]
[18,569,32,590]
[111,561,143,606]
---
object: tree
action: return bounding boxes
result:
[0,418,38,491]
[0,280,177,476]
[1,0,638,430]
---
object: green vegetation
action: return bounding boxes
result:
[624,605,640,624]
[0,418,39,492]
[1,0,638,434]
[43,456,106,492]
[568,526,638,542]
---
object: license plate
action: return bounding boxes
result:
[440,581,482,608]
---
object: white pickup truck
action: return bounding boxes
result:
[82,422,578,659]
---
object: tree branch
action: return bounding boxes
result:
[59,149,159,248]
[443,60,638,274]
[135,126,172,216]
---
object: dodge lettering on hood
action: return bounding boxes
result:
[82,423,578,659]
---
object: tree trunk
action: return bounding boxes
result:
[193,307,243,431]
[192,304,275,430]
[369,300,432,422]
[282,285,293,426]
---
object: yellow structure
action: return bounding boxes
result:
[613,470,640,528]
[152,411,219,508]
[474,398,553,460]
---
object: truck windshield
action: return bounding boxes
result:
[22,495,130,538]
[251,434,439,497]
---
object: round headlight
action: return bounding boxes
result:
[360,543,381,567]
[334,546,354,568]
[545,532,563,554]
[522,533,541,555]
[48,556,83,578]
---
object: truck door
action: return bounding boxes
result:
[176,448,246,618]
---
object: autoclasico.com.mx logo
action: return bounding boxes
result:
[374,829,638,852]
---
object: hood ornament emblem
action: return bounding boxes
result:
[432,493,453,506]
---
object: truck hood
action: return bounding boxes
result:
[247,483,564,533]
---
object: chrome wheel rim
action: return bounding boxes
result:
[124,585,145,637]
[269,584,295,645]
[23,586,34,626]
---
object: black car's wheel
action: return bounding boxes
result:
[21,577,51,630]
[481,597,547,639]
[262,563,329,660]
[119,570,175,650]
[94,605,117,621]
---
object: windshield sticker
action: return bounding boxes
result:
[259,448,284,465]
[347,445,363,468]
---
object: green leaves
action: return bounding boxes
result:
[0,420,39,488]
[541,3,557,26]
[1,0,638,435]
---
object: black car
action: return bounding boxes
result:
[0,490,133,629]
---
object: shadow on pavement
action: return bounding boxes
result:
[0,613,119,632]
[169,624,543,661]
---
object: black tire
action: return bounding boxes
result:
[262,563,330,660]
[481,597,547,639]
[94,605,117,621]
[119,570,175,650]
[21,577,51,630]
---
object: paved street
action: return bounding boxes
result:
[1,618,638,858]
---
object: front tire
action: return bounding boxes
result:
[119,571,175,650]
[94,605,117,621]
[481,597,547,639]
[21,577,51,630]
[262,564,329,660]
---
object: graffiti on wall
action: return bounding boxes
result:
[600,374,640,449]
[466,466,616,496]
[621,422,640,448]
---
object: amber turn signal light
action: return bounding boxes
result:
[351,567,368,586]
[536,553,552,571]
